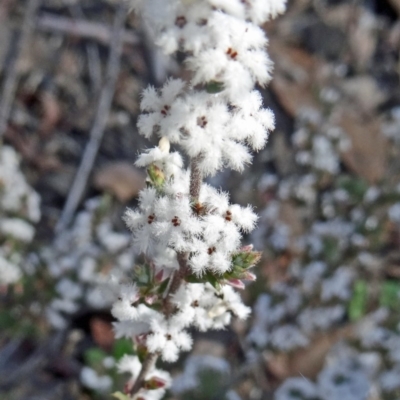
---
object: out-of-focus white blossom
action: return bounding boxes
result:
[80,367,113,392]
[0,145,41,285]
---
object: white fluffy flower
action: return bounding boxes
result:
[0,256,21,285]
[146,313,193,362]
[80,367,112,392]
[111,284,140,321]
[188,13,273,98]
[137,79,186,140]
[0,218,35,243]
[124,188,159,254]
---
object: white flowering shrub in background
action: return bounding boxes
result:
[43,195,134,331]
[0,145,40,286]
[109,1,286,398]
[247,91,400,398]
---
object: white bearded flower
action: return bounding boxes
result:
[153,195,203,252]
[137,79,186,140]
[111,284,140,321]
[146,313,193,362]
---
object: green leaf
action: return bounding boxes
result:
[379,281,400,310]
[185,274,203,284]
[113,338,134,360]
[348,280,368,321]
[204,272,221,289]
[112,392,131,400]
[137,345,148,363]
[157,278,170,294]
[185,271,221,289]
[134,264,151,287]
[84,347,107,367]
[205,81,224,94]
[338,176,369,202]
[230,250,261,272]
[322,237,339,264]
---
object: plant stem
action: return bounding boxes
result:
[129,351,159,397]
[130,160,202,398]
[189,155,203,200]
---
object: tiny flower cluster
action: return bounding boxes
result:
[132,0,283,177]
[137,81,275,176]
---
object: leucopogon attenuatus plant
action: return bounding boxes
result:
[111,1,287,398]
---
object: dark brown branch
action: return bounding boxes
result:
[130,180,197,398]
[129,352,159,396]
[0,0,41,139]
[130,152,203,399]
[130,253,189,397]
[163,252,189,315]
[189,155,203,200]
[55,3,127,234]
[37,13,139,46]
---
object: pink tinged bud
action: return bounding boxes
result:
[242,271,257,281]
[155,270,164,283]
[134,334,147,347]
[123,379,134,394]
[132,293,140,304]
[241,244,254,252]
[226,279,245,290]
[144,376,168,390]
[145,295,157,305]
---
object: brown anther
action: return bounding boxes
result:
[207,246,216,255]
[175,15,187,28]
[225,210,232,221]
[196,115,208,128]
[193,202,204,215]
[192,300,199,307]
[166,334,172,340]
[226,48,238,59]
[148,214,155,224]
[160,105,170,116]
[171,216,181,227]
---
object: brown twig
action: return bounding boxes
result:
[189,155,203,200]
[66,4,102,95]
[129,352,159,396]
[0,0,41,139]
[37,13,139,46]
[130,256,189,398]
[130,162,200,398]
[163,252,189,315]
[55,3,127,234]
